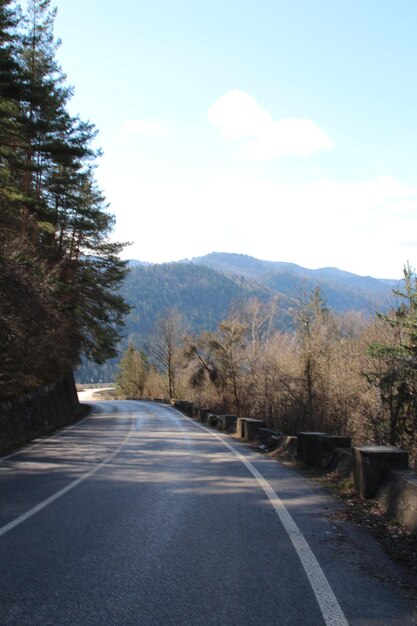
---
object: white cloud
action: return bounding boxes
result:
[208,89,333,159]
[240,119,333,159]
[122,119,163,135]
[208,90,272,139]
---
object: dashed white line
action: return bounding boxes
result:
[0,411,135,538]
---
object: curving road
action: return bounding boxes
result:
[0,400,415,625]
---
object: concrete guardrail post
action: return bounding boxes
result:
[237,418,265,441]
[216,415,237,432]
[376,469,417,534]
[353,446,409,499]
[297,432,327,465]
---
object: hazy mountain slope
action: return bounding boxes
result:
[191,252,399,313]
[189,252,284,278]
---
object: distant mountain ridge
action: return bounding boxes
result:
[124,252,401,321]
[189,252,400,313]
[76,252,401,383]
[190,252,398,285]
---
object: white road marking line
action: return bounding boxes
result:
[0,412,135,538]
[177,411,349,626]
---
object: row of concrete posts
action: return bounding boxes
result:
[171,400,417,535]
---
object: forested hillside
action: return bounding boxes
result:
[192,253,399,312]
[121,262,285,340]
[0,1,128,398]
[76,262,287,382]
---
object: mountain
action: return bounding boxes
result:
[190,252,398,283]
[119,261,289,343]
[75,253,401,383]
[127,259,152,267]
[191,252,400,313]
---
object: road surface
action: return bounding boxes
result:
[0,400,415,625]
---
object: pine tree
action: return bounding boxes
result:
[0,0,130,397]
[292,286,336,430]
[365,263,417,449]
[116,344,148,398]
[0,0,24,232]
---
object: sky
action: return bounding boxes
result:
[38,0,417,278]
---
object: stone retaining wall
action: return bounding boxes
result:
[0,373,81,453]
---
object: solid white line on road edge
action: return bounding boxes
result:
[0,411,136,539]
[178,412,349,626]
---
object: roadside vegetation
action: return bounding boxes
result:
[116,267,417,470]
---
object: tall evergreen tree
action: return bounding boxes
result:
[365,263,417,450]
[292,287,336,428]
[0,0,24,232]
[116,344,148,398]
[0,0,130,397]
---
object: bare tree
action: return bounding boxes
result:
[186,313,249,415]
[151,309,185,400]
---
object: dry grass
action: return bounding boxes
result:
[315,471,417,576]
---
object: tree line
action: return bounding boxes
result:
[116,270,417,469]
[0,0,129,398]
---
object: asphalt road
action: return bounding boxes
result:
[0,400,416,625]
